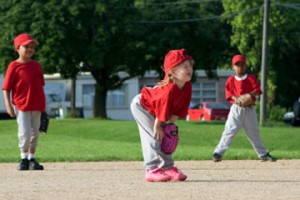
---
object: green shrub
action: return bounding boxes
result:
[255,104,287,121]
[267,105,287,121]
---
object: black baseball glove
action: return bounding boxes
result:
[39,112,49,134]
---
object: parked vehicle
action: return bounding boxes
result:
[282,112,294,123]
[283,97,300,127]
[187,102,230,121]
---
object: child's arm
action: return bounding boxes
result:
[249,91,261,97]
[3,90,15,117]
[153,118,164,141]
[232,91,259,104]
[168,115,179,123]
[231,96,238,102]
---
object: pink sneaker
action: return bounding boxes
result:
[145,168,171,182]
[164,167,187,181]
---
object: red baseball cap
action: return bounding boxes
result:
[232,54,246,67]
[163,48,192,79]
[14,33,39,50]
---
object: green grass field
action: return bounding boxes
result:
[0,119,299,162]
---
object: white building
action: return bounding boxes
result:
[44,70,235,120]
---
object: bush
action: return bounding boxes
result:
[255,104,287,121]
[267,105,287,121]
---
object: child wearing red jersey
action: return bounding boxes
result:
[131,49,193,182]
[2,33,45,170]
[212,55,276,162]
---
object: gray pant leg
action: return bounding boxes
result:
[30,111,41,149]
[17,111,41,150]
[130,95,174,170]
[214,105,242,156]
[243,107,268,157]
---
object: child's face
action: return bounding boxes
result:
[171,60,194,84]
[233,61,247,77]
[17,42,36,60]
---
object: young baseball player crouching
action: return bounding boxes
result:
[131,49,193,182]
[212,54,276,162]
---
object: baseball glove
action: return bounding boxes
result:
[39,112,50,134]
[236,93,255,107]
[161,123,179,154]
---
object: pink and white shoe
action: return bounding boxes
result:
[145,168,171,182]
[164,167,187,181]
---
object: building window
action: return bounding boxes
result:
[82,84,95,108]
[191,82,217,105]
[106,84,128,108]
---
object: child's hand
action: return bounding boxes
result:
[6,105,15,118]
[154,126,164,141]
[236,93,254,107]
[3,91,15,117]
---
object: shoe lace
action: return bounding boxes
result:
[167,167,181,173]
[149,168,164,174]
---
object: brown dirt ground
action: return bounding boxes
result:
[0,160,299,200]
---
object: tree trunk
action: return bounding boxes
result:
[94,81,107,118]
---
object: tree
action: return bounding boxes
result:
[267,0,300,107]
[0,0,85,116]
[135,0,232,78]
[0,0,235,119]
[75,0,146,118]
[0,0,145,118]
[222,0,300,108]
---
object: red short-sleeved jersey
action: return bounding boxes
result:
[225,74,262,104]
[140,82,192,122]
[2,60,46,111]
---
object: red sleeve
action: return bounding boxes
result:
[141,85,172,122]
[249,75,262,94]
[2,62,16,91]
[225,76,235,101]
[155,90,172,122]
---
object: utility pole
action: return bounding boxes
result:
[260,0,270,126]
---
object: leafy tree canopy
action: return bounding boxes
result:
[222,0,300,108]
[135,0,232,79]
[0,0,145,118]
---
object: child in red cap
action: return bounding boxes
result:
[212,54,276,162]
[2,33,46,170]
[131,49,193,182]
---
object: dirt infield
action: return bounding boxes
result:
[0,160,299,200]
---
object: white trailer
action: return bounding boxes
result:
[0,74,10,119]
[44,82,68,118]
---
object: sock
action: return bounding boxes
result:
[28,154,35,160]
[21,152,28,160]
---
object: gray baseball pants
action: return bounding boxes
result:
[213,104,268,158]
[130,94,174,170]
[16,110,41,151]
